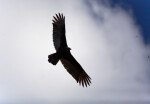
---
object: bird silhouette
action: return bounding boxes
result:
[48,13,91,87]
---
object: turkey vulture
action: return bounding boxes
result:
[48,13,91,87]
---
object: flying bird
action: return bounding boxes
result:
[48,13,91,87]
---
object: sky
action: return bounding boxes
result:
[0,0,150,104]
[110,0,150,45]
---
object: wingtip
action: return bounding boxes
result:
[52,13,65,24]
[77,75,91,87]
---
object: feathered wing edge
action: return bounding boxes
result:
[77,72,91,87]
[60,59,92,87]
[52,13,65,24]
[52,13,65,51]
[73,71,91,87]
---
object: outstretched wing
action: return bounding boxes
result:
[52,13,68,51]
[60,53,91,87]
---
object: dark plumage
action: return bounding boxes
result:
[48,13,91,87]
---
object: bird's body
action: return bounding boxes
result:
[48,13,91,87]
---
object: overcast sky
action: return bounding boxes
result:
[0,0,150,104]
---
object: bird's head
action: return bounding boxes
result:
[68,47,71,50]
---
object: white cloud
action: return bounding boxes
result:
[0,0,150,103]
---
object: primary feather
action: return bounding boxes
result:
[48,13,91,87]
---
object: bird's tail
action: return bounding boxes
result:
[48,53,59,65]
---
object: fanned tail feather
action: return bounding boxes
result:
[48,53,59,65]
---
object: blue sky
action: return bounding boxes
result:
[0,0,150,104]
[111,0,150,44]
